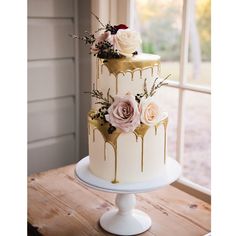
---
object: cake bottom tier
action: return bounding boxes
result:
[88,116,168,184]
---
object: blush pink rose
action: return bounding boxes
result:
[139,97,160,126]
[90,31,114,53]
[105,95,140,133]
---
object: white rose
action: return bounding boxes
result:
[139,97,160,126]
[114,29,141,57]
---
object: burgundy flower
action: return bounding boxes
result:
[114,24,128,30]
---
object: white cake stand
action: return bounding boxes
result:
[74,156,181,236]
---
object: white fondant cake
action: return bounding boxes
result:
[74,20,169,184]
[88,54,168,183]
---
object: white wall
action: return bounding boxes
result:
[28,0,91,175]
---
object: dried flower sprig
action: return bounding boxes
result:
[70,31,96,45]
[134,75,170,102]
[85,89,115,130]
[91,12,105,27]
[95,41,121,59]
[86,88,114,107]
[149,74,170,97]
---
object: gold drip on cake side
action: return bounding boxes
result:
[88,112,168,183]
[96,57,161,94]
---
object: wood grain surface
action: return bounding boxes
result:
[28,164,211,236]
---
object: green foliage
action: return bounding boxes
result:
[142,41,156,54]
[137,0,211,61]
[196,0,211,61]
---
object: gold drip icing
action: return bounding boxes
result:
[162,118,168,164]
[101,62,103,74]
[88,111,168,182]
[98,55,160,95]
[96,59,100,90]
[89,116,122,147]
[101,63,160,80]
[140,70,143,80]
[115,77,118,94]
[151,67,154,77]
[104,142,107,161]
[92,128,97,142]
[128,71,134,81]
[155,125,157,135]
[154,117,169,164]
[100,55,160,77]
[133,125,149,172]
[141,138,144,172]
[158,62,161,74]
[88,113,121,183]
[111,145,119,183]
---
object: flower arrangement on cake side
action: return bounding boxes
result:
[87,75,170,134]
[71,13,141,59]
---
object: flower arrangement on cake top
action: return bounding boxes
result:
[71,13,141,59]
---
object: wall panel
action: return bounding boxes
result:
[28,97,75,142]
[28,59,75,101]
[28,19,74,60]
[28,135,75,175]
[28,0,74,18]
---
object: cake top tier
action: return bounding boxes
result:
[102,53,160,76]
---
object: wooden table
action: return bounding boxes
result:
[28,164,211,236]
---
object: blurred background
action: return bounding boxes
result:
[135,0,211,189]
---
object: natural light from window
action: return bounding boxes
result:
[135,0,211,189]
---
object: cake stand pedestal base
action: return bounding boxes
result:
[100,193,151,235]
[75,156,181,236]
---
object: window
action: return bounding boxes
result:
[134,0,211,190]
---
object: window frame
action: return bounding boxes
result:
[91,0,211,203]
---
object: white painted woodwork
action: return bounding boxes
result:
[28,59,75,101]
[28,19,74,60]
[176,0,192,165]
[165,79,211,94]
[77,1,92,159]
[28,135,75,175]
[27,0,92,175]
[73,0,80,165]
[172,177,211,204]
[28,0,74,18]
[28,97,75,142]
[28,0,91,174]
